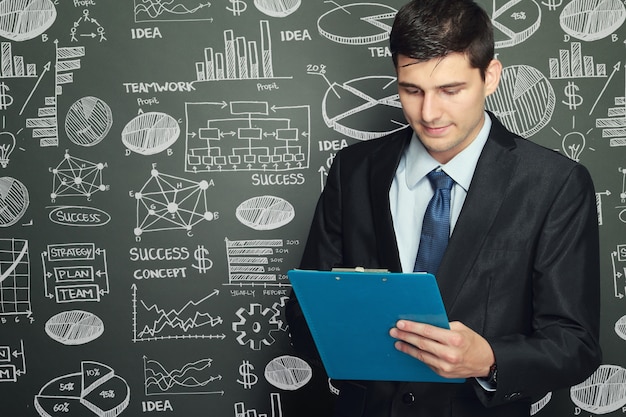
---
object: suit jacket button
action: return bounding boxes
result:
[402,392,415,404]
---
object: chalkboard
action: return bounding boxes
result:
[0,1,624,416]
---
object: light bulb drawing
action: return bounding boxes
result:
[562,131,586,162]
[0,130,15,168]
[551,115,593,162]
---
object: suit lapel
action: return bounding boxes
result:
[436,117,520,312]
[369,128,412,272]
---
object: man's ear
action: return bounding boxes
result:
[484,59,502,97]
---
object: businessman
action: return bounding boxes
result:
[286,0,602,416]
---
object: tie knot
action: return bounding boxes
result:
[427,170,454,191]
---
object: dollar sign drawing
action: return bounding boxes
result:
[562,82,583,110]
[541,0,562,10]
[192,244,213,273]
[237,360,258,389]
[0,83,14,110]
[227,0,247,16]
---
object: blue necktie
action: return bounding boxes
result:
[413,170,455,274]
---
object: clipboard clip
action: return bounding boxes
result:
[331,266,389,273]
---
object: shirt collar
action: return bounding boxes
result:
[404,112,491,191]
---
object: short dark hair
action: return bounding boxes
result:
[390,0,495,79]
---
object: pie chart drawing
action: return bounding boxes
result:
[65,97,113,147]
[254,0,301,17]
[0,0,57,41]
[121,111,180,155]
[322,75,408,141]
[0,176,29,227]
[560,0,626,41]
[485,65,555,137]
[615,315,626,341]
[570,364,626,414]
[34,361,130,417]
[478,0,541,48]
[317,3,397,45]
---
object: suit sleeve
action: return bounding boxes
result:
[286,151,345,365]
[477,163,602,406]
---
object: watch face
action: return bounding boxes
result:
[488,364,498,384]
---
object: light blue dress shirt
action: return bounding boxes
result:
[389,113,492,273]
[389,113,495,391]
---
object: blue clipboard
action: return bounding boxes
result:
[288,269,464,383]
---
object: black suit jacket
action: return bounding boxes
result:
[286,114,602,417]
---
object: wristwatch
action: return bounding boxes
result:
[486,362,498,385]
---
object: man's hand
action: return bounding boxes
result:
[389,320,495,380]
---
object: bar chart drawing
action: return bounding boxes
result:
[224,238,291,287]
[193,20,291,82]
[0,42,37,78]
[548,42,607,79]
[596,67,626,147]
[185,101,310,173]
[234,393,283,417]
[25,42,85,147]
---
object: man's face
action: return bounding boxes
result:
[396,53,501,164]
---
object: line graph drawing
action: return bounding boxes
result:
[132,284,225,342]
[0,339,26,382]
[317,3,397,45]
[143,355,224,395]
[185,101,310,173]
[134,0,213,22]
[49,151,109,202]
[0,239,31,317]
[130,167,218,238]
